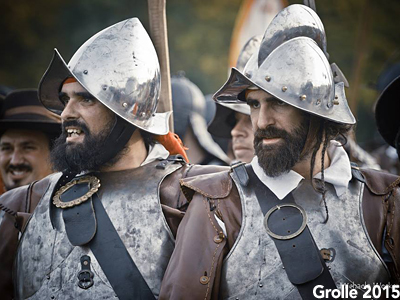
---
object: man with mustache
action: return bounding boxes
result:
[0,89,60,299]
[0,90,60,192]
[160,5,400,299]
[0,18,224,299]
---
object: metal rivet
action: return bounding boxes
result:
[51,296,55,299]
[122,102,128,108]
[282,266,285,269]
[200,276,210,285]
[316,99,321,105]
[46,274,50,280]
[259,283,263,287]
[265,76,271,82]
[83,70,88,75]
[245,72,251,77]
[333,100,339,105]
[83,261,88,266]
[152,113,156,117]
[213,234,224,244]
[141,112,146,117]
[300,95,306,101]
[335,95,338,99]
[102,86,107,91]
[282,86,287,92]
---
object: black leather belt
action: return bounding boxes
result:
[234,163,337,299]
[57,174,155,300]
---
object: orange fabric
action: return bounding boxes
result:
[63,77,77,84]
[155,132,189,163]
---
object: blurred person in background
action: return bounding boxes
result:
[208,35,261,164]
[0,89,60,299]
[375,74,400,167]
[172,74,231,165]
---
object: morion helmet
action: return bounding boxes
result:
[39,18,169,135]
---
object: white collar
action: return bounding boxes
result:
[250,156,304,200]
[251,140,352,200]
[141,143,170,166]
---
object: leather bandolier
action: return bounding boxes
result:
[14,159,184,299]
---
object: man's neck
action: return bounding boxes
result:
[100,130,148,172]
[292,144,331,179]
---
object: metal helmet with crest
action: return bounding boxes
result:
[39,18,169,135]
[213,4,355,125]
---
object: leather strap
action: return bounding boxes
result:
[59,175,155,300]
[245,165,337,299]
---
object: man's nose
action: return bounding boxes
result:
[60,99,79,121]
[257,104,275,129]
[10,149,24,165]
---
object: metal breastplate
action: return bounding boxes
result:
[15,161,182,299]
[220,174,390,299]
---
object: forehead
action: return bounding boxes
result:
[0,129,49,145]
[235,111,251,122]
[61,81,88,95]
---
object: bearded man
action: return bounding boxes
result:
[160,5,400,299]
[0,18,224,300]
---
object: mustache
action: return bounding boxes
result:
[254,126,289,142]
[62,120,90,135]
[7,164,33,173]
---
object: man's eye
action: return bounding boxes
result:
[275,100,287,106]
[60,96,69,105]
[0,146,11,152]
[82,97,94,103]
[247,100,260,109]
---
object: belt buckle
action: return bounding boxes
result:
[263,203,307,240]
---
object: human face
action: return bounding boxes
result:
[247,89,309,176]
[59,82,114,146]
[231,112,254,163]
[0,129,52,190]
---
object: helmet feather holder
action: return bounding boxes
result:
[38,18,172,167]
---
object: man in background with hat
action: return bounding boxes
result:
[0,89,61,299]
[0,89,60,192]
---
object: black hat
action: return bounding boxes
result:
[375,75,400,147]
[0,89,61,134]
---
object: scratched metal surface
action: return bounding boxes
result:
[15,161,182,299]
[219,175,390,299]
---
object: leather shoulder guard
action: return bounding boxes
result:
[180,169,232,202]
[353,166,400,283]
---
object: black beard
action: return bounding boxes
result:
[254,121,309,177]
[50,119,124,173]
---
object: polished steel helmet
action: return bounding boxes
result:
[208,35,257,139]
[214,37,356,125]
[236,35,263,72]
[39,18,169,135]
[257,4,328,66]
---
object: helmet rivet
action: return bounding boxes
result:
[83,70,88,75]
[282,86,287,92]
[335,95,338,99]
[265,76,271,82]
[300,95,307,101]
[333,100,340,105]
[102,85,107,91]
[245,72,251,77]
[141,112,146,117]
[316,99,321,105]
[122,102,128,108]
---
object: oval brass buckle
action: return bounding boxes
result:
[53,176,101,209]
[263,204,307,240]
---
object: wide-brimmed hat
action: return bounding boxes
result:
[375,75,400,147]
[0,89,61,134]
